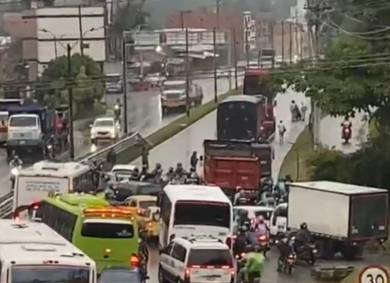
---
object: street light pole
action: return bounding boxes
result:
[213,27,218,103]
[122,36,128,135]
[185,28,190,117]
[67,44,75,160]
[78,5,84,55]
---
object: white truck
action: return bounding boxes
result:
[287,181,389,260]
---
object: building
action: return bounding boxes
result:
[21,6,105,80]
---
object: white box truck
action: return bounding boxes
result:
[288,181,389,259]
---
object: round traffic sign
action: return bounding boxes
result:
[360,266,389,283]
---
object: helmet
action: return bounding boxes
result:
[240,209,248,218]
[177,163,183,169]
[156,163,162,169]
[168,167,174,173]
[190,167,196,172]
[258,215,264,223]
[300,222,308,230]
[281,237,288,244]
[236,186,242,192]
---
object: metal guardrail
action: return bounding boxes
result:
[0,132,148,219]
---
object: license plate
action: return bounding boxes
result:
[19,140,26,145]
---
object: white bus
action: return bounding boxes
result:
[159,184,233,248]
[13,161,93,210]
[0,219,96,283]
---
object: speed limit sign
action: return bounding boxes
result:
[360,266,389,283]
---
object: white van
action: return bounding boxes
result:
[159,185,233,248]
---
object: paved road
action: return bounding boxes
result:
[134,88,310,181]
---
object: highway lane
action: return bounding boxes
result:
[0,76,234,197]
[134,88,310,181]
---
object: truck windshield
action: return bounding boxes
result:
[174,201,230,228]
[9,116,37,127]
[11,265,90,283]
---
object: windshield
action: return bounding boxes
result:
[81,221,134,238]
[163,82,185,91]
[11,265,89,283]
[94,120,114,127]
[99,269,140,283]
[139,200,156,209]
[243,75,272,97]
[106,75,121,82]
[9,116,37,127]
[187,249,233,267]
[174,201,230,228]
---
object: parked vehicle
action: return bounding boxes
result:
[105,73,123,94]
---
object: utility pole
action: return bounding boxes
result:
[295,9,299,61]
[216,0,221,28]
[185,28,190,117]
[67,44,75,160]
[122,35,128,134]
[289,21,293,63]
[213,27,218,103]
[78,5,84,56]
[232,28,238,90]
[281,21,285,64]
[271,22,275,69]
[300,24,304,60]
[245,29,249,67]
[53,37,58,58]
[180,11,185,29]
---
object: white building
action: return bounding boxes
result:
[22,6,106,80]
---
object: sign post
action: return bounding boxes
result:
[359,266,389,283]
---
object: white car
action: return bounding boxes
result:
[90,117,120,143]
[269,203,288,238]
[159,236,235,283]
[110,164,137,182]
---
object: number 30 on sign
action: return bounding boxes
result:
[360,266,389,283]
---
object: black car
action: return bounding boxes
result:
[99,267,148,283]
[105,181,162,203]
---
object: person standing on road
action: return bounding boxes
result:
[277,120,286,145]
[300,102,308,121]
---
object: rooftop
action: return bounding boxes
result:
[292,181,388,195]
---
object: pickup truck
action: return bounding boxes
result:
[203,139,272,201]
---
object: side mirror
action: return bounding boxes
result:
[89,124,93,128]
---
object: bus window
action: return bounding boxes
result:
[11,266,90,283]
[174,201,230,228]
[81,221,134,238]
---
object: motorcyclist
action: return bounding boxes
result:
[295,222,312,250]
[91,160,100,188]
[238,209,251,231]
[341,116,352,140]
[174,163,186,178]
[233,186,243,206]
[9,151,23,168]
[253,215,270,238]
[114,98,121,122]
[185,167,200,184]
[149,163,163,180]
[234,226,249,257]
[166,167,175,181]
[246,226,260,248]
[277,237,295,272]
[238,245,265,283]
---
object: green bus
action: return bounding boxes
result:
[35,193,140,273]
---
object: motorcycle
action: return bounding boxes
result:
[258,234,270,257]
[277,253,297,275]
[293,239,317,265]
[46,143,55,160]
[341,125,352,143]
[10,164,22,190]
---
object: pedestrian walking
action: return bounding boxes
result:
[300,102,308,121]
[190,151,198,169]
[277,120,286,145]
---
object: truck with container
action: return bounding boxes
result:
[203,139,272,202]
[6,103,56,163]
[286,181,389,260]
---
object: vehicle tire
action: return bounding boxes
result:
[158,266,167,283]
[162,107,168,115]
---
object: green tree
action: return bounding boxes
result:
[38,53,103,118]
[111,0,149,35]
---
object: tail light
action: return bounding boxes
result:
[130,254,139,267]
[148,222,153,228]
[185,268,190,281]
[259,235,267,241]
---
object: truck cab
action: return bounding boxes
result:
[6,104,54,163]
[161,80,203,114]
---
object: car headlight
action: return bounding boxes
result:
[90,131,96,138]
[110,131,116,138]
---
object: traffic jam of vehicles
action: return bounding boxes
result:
[0,68,388,283]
